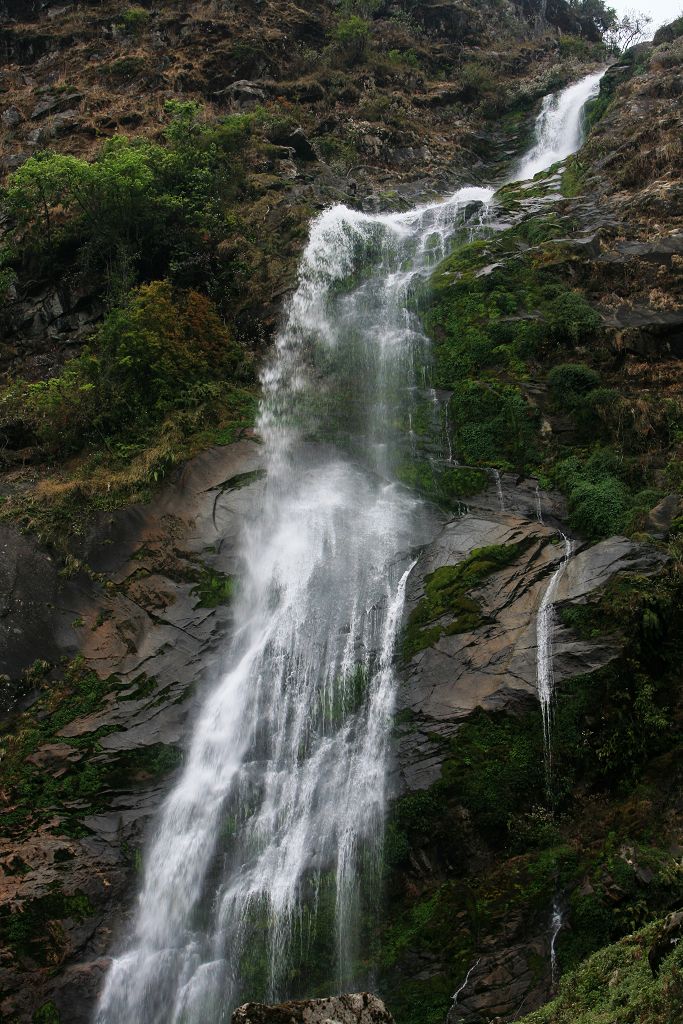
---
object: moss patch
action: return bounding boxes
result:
[403,542,525,659]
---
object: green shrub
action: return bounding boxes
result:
[119,6,150,32]
[385,47,420,67]
[2,103,252,296]
[0,281,251,456]
[548,363,601,407]
[554,449,632,538]
[545,291,602,346]
[332,16,371,63]
[33,1003,60,1024]
[447,379,538,470]
[458,62,495,103]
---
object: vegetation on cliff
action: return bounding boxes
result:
[0,4,681,1024]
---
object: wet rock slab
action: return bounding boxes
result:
[0,439,265,1023]
[397,507,665,792]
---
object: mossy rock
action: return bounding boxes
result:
[403,542,525,658]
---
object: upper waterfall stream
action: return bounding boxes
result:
[95,71,604,1024]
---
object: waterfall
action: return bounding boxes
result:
[535,534,573,786]
[492,469,506,512]
[95,189,491,1024]
[535,485,544,524]
[514,70,605,181]
[549,897,564,987]
[95,72,602,1024]
[451,958,481,1006]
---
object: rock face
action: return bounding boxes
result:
[0,439,264,1023]
[390,486,668,1022]
[396,502,664,792]
[231,994,394,1024]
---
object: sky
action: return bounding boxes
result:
[610,0,683,32]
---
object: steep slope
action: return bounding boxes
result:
[0,5,681,1024]
[378,23,683,1024]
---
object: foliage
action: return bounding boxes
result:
[332,16,372,63]
[547,363,601,407]
[191,567,236,609]
[2,102,253,297]
[0,281,252,458]
[519,918,683,1024]
[553,448,634,538]
[447,379,539,469]
[33,1004,61,1024]
[395,460,487,507]
[0,891,93,964]
[568,0,618,37]
[544,291,601,346]
[118,5,150,32]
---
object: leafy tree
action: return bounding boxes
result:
[605,8,653,52]
[569,0,618,36]
[0,281,251,455]
[1,103,253,298]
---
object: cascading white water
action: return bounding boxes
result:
[535,534,573,785]
[95,188,491,1024]
[492,469,506,512]
[514,70,604,181]
[95,72,602,1024]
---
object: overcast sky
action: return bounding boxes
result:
[610,0,683,32]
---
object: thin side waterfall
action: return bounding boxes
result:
[451,958,481,1007]
[95,71,603,1024]
[492,469,506,512]
[535,485,544,524]
[549,897,564,986]
[535,534,573,786]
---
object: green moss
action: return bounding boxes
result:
[191,567,236,609]
[0,891,93,964]
[403,543,525,659]
[33,1002,61,1024]
[395,459,487,509]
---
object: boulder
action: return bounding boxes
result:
[231,994,394,1024]
[1,103,23,128]
[216,79,266,109]
[649,911,683,977]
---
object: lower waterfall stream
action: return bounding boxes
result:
[95,69,604,1024]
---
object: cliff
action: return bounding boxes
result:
[0,4,681,1024]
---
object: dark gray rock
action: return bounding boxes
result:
[397,513,664,792]
[643,494,682,539]
[216,79,266,109]
[0,439,265,1024]
[231,994,394,1024]
[1,103,23,127]
[30,90,82,119]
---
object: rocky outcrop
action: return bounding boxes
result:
[389,483,668,1022]
[0,439,264,1023]
[232,994,394,1024]
[396,503,663,791]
